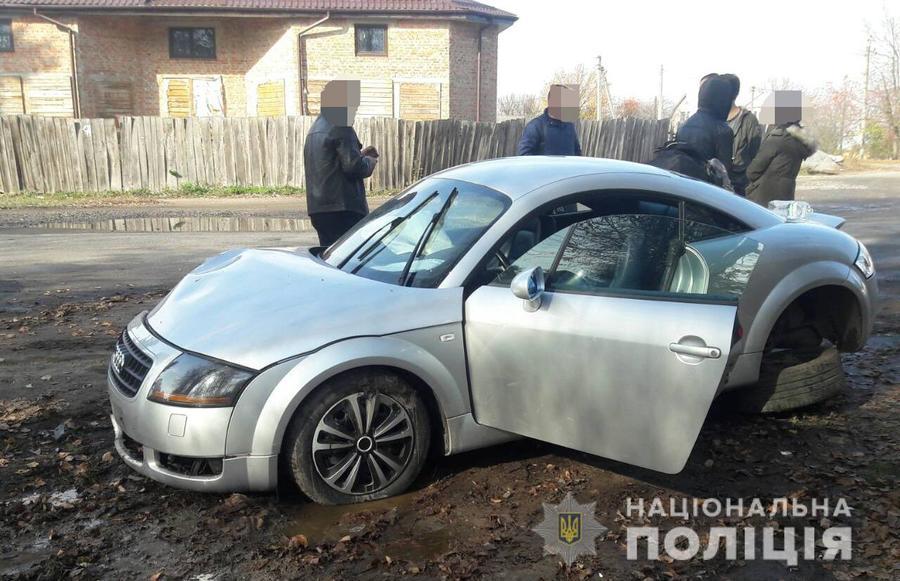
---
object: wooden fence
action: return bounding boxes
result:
[0,115,669,195]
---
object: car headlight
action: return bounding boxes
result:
[148,353,255,407]
[855,241,875,279]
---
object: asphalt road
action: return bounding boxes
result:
[0,172,898,314]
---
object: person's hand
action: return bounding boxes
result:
[366,155,379,167]
[361,145,379,158]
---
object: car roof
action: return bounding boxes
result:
[431,156,672,198]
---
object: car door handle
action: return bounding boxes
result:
[668,343,722,359]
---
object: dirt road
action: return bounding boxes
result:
[1,174,897,580]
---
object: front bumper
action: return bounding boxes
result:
[110,413,276,492]
[107,315,278,492]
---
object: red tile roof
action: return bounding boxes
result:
[0,0,517,19]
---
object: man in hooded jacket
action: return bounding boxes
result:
[721,73,762,195]
[674,74,735,177]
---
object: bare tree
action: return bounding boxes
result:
[497,92,542,121]
[804,78,861,154]
[869,9,900,158]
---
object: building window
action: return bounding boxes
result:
[0,19,13,52]
[169,27,216,59]
[355,24,386,55]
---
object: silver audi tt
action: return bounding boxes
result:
[107,157,878,504]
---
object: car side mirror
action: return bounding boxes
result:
[510,266,545,312]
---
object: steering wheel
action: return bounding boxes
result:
[493,249,511,271]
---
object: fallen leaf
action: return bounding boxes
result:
[288,534,308,549]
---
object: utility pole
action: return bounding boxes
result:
[862,39,871,159]
[657,65,664,119]
[596,55,602,122]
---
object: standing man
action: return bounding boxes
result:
[721,73,762,195]
[517,84,582,156]
[304,80,379,246]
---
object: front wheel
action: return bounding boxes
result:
[284,370,431,505]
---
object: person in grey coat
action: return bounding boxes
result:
[746,90,817,206]
[746,122,816,206]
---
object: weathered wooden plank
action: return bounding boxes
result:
[164,118,177,189]
[213,117,226,187]
[79,119,97,192]
[52,118,71,191]
[91,117,111,191]
[136,116,149,189]
[20,116,44,192]
[103,119,121,191]
[152,116,167,189]
[222,117,235,186]
[250,117,264,186]
[0,116,20,193]
[265,116,277,187]
[191,117,207,185]
[68,118,84,191]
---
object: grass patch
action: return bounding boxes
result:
[0,183,307,209]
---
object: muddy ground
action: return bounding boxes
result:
[1,173,898,580]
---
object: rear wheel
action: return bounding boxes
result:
[730,345,846,413]
[284,370,431,505]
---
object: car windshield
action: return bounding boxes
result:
[323,178,510,288]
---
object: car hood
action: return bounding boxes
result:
[147,248,462,370]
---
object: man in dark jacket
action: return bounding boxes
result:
[517,84,582,156]
[675,74,734,177]
[721,74,762,195]
[304,80,378,246]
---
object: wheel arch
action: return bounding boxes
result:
[233,335,466,459]
[744,262,869,357]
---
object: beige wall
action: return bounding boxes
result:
[1,12,502,120]
[0,14,76,116]
[449,21,498,122]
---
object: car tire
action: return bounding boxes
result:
[284,370,431,505]
[729,345,847,414]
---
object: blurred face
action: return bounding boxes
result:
[758,90,805,125]
[321,80,361,126]
[548,84,579,123]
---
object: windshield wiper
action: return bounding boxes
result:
[348,192,440,274]
[399,188,459,286]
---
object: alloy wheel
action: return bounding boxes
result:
[312,392,415,495]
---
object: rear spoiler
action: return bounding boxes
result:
[809,212,846,230]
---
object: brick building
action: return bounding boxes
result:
[0,0,515,121]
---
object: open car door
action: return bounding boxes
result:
[464,213,762,474]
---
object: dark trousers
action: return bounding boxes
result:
[310,211,365,246]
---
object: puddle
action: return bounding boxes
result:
[380,523,453,562]
[18,487,81,508]
[0,537,54,576]
[281,490,453,562]
[282,492,417,544]
[35,215,313,233]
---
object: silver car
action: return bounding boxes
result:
[107,157,877,505]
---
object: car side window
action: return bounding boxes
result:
[551,214,761,299]
[552,215,681,294]
[493,227,571,286]
[684,202,748,242]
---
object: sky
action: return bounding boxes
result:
[488,0,897,111]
